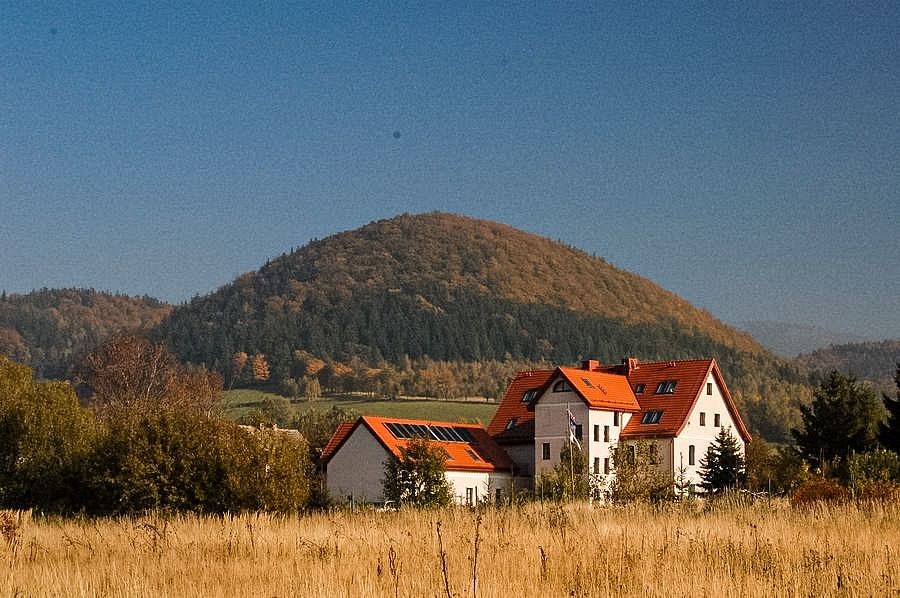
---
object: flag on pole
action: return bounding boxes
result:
[567,407,581,448]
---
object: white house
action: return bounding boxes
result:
[322,415,514,506]
[487,357,751,493]
[323,357,751,502]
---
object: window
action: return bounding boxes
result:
[628,445,636,464]
[714,413,721,427]
[688,445,696,466]
[505,418,517,431]
[465,449,482,462]
[574,424,583,441]
[641,410,663,424]
[655,380,677,394]
[593,425,599,442]
[706,382,713,395]
[634,383,645,394]
[649,443,660,465]
[495,488,502,504]
[603,425,610,442]
[466,487,474,506]
[522,389,539,402]
[542,442,551,460]
[613,411,620,427]
[603,458,610,475]
[581,377,594,388]
[699,412,706,426]
[552,379,572,392]
[593,457,600,474]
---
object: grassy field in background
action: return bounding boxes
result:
[222,389,499,425]
[3,500,899,597]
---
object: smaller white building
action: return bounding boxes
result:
[322,415,514,506]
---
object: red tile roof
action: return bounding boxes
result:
[322,415,513,473]
[320,421,355,462]
[486,369,555,442]
[557,367,641,412]
[489,357,752,445]
[617,359,751,441]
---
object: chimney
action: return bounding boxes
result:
[621,357,639,374]
[581,359,600,371]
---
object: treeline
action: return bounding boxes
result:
[0,341,311,515]
[0,288,170,379]
[160,284,811,441]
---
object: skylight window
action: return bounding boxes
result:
[641,410,664,424]
[655,380,677,394]
[465,449,482,462]
[522,389,539,402]
[505,418,517,431]
[581,377,594,388]
[634,384,645,394]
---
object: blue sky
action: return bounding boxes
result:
[2,3,898,338]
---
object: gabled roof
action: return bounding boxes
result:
[321,415,513,473]
[556,367,641,412]
[617,359,751,442]
[320,421,355,461]
[486,369,554,442]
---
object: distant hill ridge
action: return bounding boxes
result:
[159,212,773,379]
[0,288,171,378]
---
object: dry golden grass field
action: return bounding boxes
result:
[2,499,899,597]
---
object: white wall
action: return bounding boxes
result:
[326,426,391,504]
[447,471,513,505]
[672,372,745,491]
[533,378,632,483]
[326,426,513,505]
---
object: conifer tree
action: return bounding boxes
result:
[699,426,745,493]
[879,363,900,453]
[792,370,884,469]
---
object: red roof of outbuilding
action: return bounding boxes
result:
[617,359,751,441]
[322,415,513,473]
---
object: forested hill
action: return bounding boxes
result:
[157,212,809,441]
[0,288,171,379]
[793,340,900,395]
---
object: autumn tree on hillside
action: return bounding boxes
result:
[251,352,270,382]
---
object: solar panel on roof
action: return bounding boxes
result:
[454,427,475,443]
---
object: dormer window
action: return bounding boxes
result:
[641,410,664,424]
[552,379,572,393]
[634,383,645,394]
[655,380,677,394]
[522,389,539,403]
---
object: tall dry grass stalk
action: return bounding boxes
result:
[1,499,899,597]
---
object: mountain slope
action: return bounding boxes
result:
[793,340,900,395]
[158,212,807,440]
[160,212,766,367]
[741,320,871,357]
[0,288,171,378]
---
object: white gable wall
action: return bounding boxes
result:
[447,470,513,505]
[672,371,745,490]
[326,425,391,504]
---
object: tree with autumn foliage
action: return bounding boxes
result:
[251,352,270,382]
[79,335,221,417]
